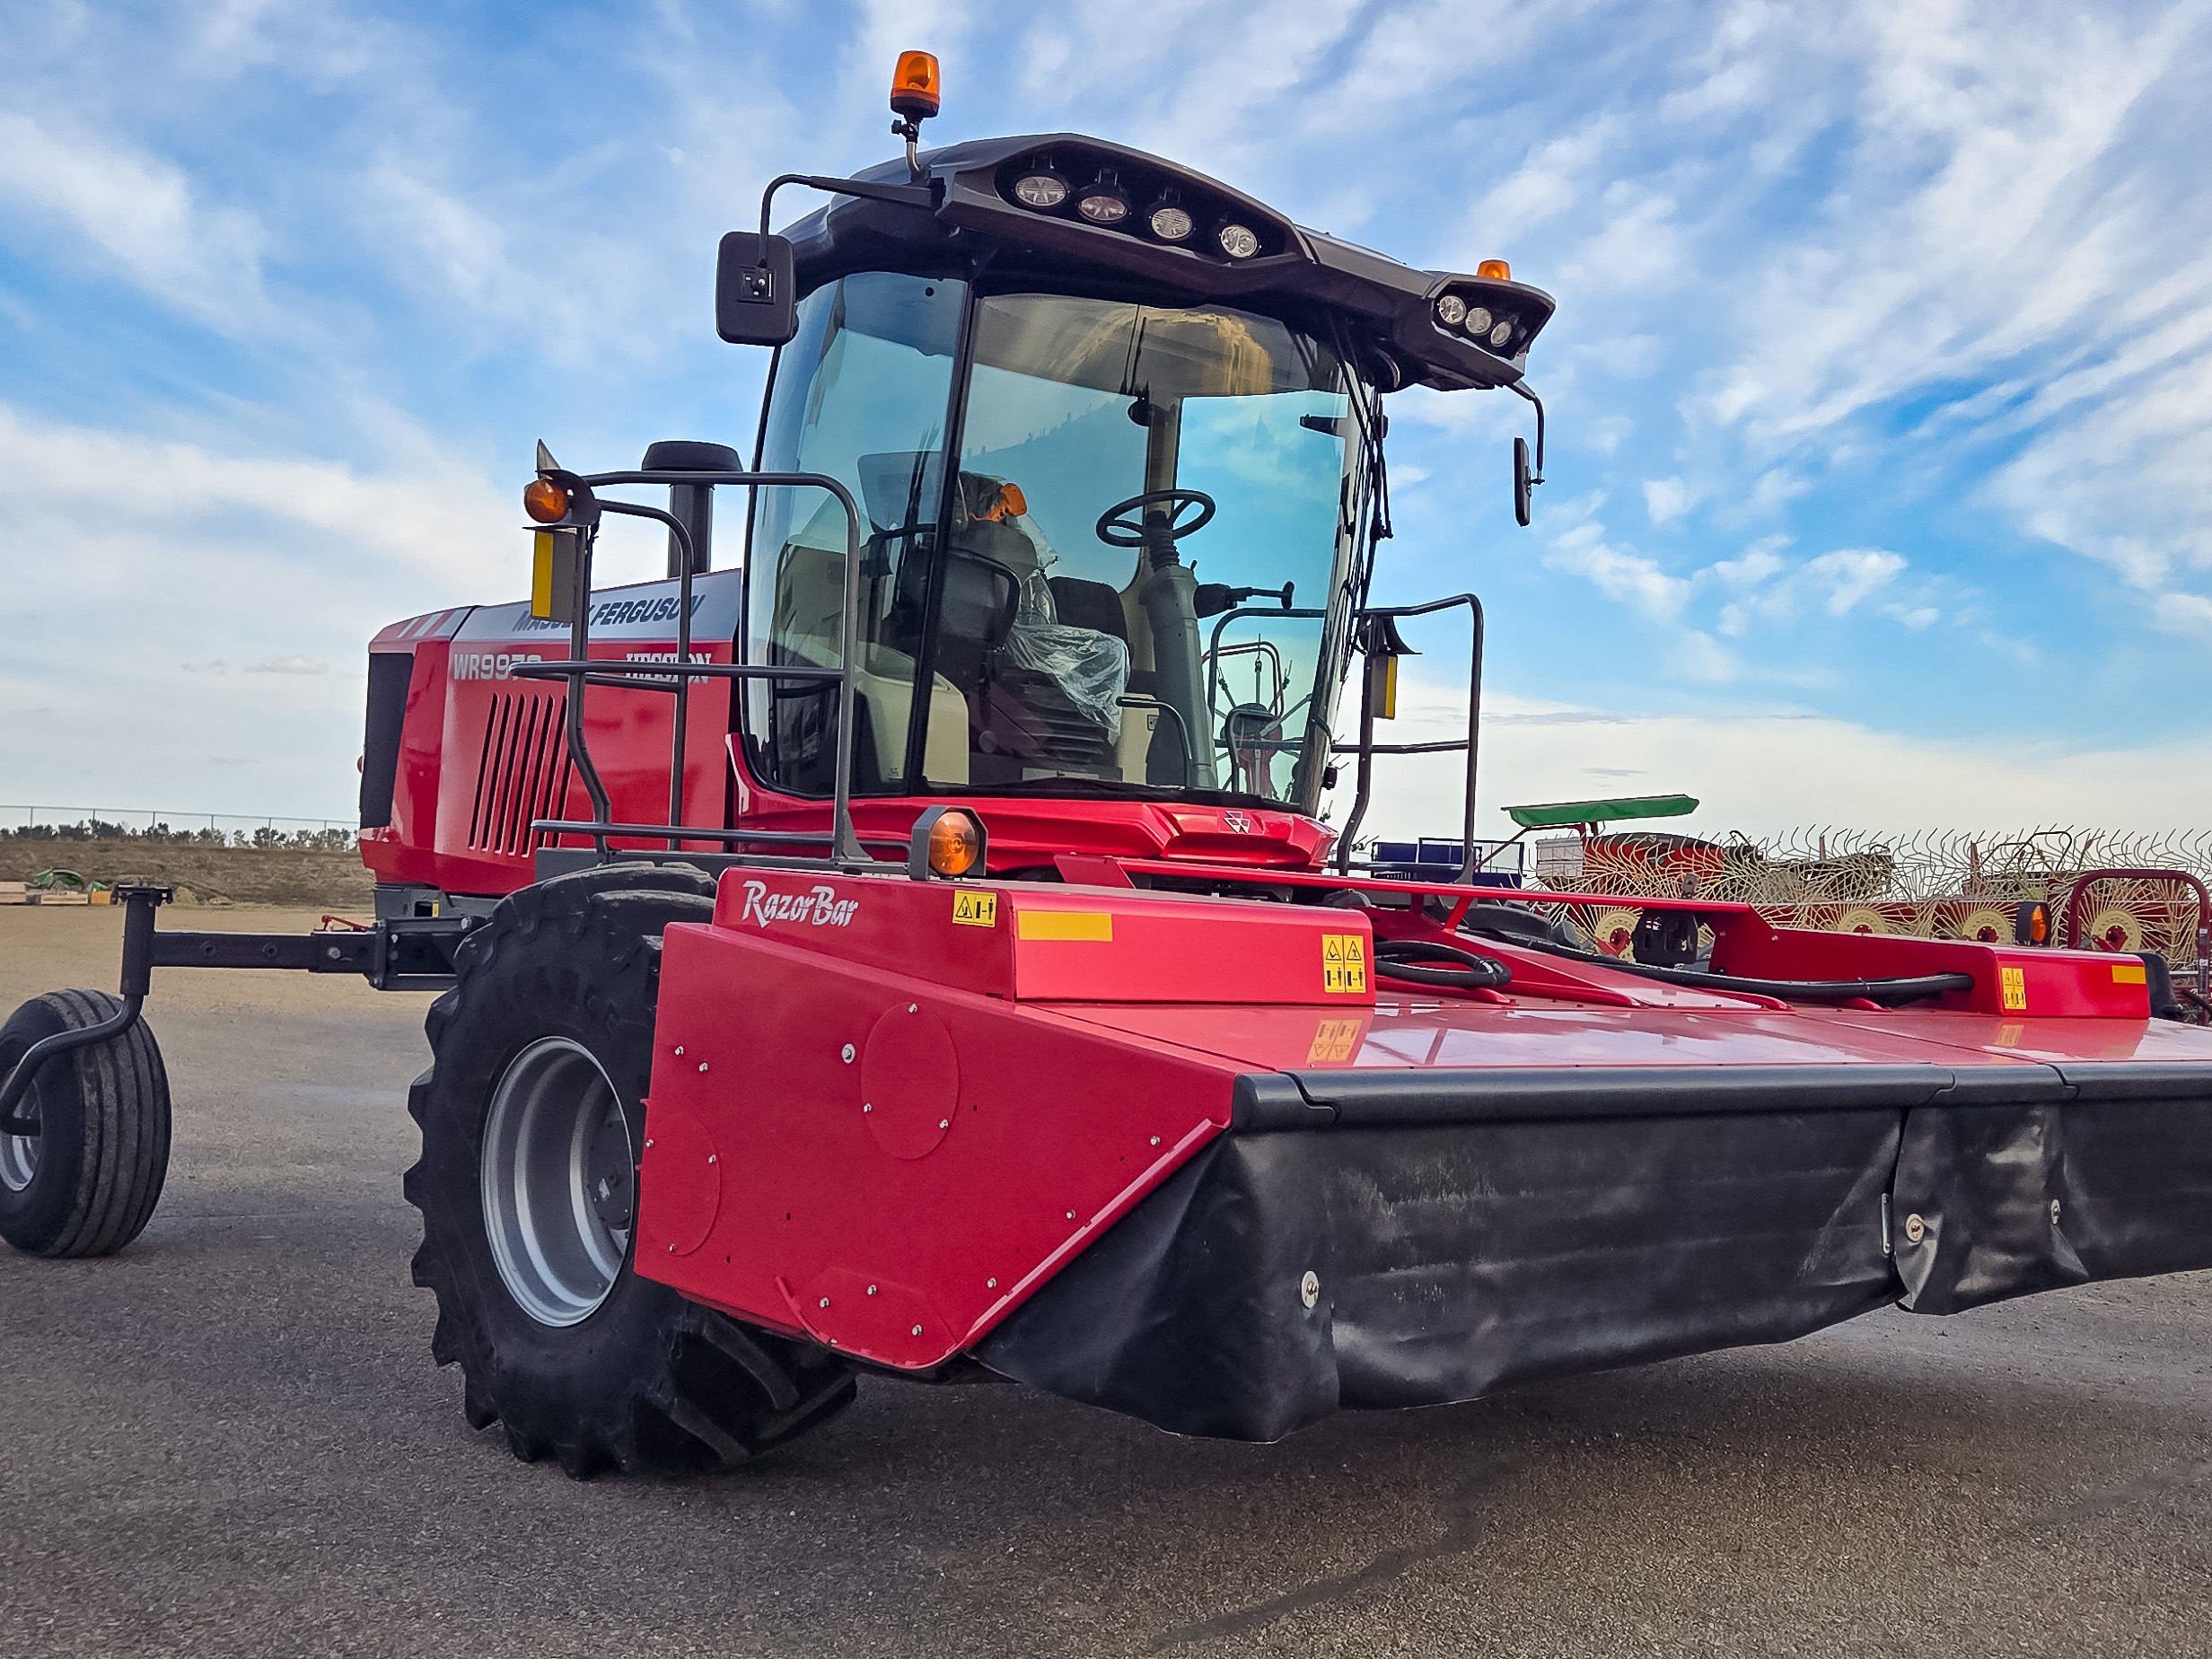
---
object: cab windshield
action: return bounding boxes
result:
[745,273,1368,812]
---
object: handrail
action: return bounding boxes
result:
[522,468,870,865]
[1332,593,1483,883]
[2061,866,2212,964]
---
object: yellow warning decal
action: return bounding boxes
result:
[2111,961,2147,985]
[1307,1018,1363,1063]
[2001,965,2028,1011]
[1017,910,1113,942]
[1321,933,1369,995]
[951,889,997,928]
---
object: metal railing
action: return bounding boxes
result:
[514,468,874,865]
[1331,593,1484,883]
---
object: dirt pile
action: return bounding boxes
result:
[0,844,375,910]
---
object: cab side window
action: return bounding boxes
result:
[745,274,968,794]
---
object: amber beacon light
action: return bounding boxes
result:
[891,51,941,118]
[522,478,570,524]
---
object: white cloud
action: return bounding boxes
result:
[0,112,268,330]
[1803,548,1906,616]
[1643,476,1694,524]
[2152,591,2212,641]
[1549,522,1918,644]
[0,403,514,814]
[1543,521,1691,621]
[1330,675,2212,842]
[0,403,508,585]
[1712,541,1788,586]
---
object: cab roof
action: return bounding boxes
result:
[781,132,1553,395]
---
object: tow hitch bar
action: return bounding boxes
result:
[0,884,168,1137]
[1,887,473,1137]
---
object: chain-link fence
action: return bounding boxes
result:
[0,806,355,852]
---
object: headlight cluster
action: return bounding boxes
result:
[1002,153,1271,263]
[1434,290,1521,354]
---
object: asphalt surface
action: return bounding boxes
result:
[4,904,2212,1658]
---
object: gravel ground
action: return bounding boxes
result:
[4,905,2210,1658]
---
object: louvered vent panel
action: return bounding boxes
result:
[469,691,571,856]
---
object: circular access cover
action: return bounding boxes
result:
[641,1099,721,1256]
[860,1004,961,1161]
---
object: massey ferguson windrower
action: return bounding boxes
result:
[8,56,2212,1478]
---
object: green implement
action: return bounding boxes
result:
[1503,793,1699,830]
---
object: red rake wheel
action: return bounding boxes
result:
[1586,907,1640,960]
[2081,906,2144,954]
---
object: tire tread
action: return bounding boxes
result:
[0,989,170,1259]
[405,865,851,1478]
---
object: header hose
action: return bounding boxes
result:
[1475,929,1971,1006]
[1374,937,1514,992]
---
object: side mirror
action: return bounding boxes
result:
[715,232,798,347]
[1514,435,1533,528]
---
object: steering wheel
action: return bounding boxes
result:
[1094,488,1216,548]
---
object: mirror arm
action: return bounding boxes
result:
[1508,379,1546,480]
[757,172,939,259]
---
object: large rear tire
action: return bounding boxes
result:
[0,990,171,1258]
[404,864,855,1478]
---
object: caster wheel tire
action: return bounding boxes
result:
[404,864,855,1478]
[0,990,171,1258]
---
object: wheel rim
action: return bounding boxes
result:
[480,1037,635,1328]
[0,1116,35,1192]
[0,1069,36,1191]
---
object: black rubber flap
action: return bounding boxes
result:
[1894,1063,2212,1314]
[980,1106,1902,1441]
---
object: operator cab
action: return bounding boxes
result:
[747,278,1362,813]
[487,61,1555,879]
[726,112,1552,833]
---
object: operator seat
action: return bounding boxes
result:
[1045,577,1128,645]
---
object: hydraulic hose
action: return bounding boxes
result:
[1374,937,1514,992]
[1473,929,1972,1006]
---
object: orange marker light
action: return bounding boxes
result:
[1477,259,1511,281]
[522,478,570,523]
[928,810,982,877]
[891,51,941,119]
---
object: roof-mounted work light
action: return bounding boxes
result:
[1214,218,1260,259]
[1013,155,1071,210]
[1146,190,1194,243]
[1076,170,1132,224]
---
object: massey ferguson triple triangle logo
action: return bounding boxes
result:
[740,880,858,930]
[1223,810,1257,833]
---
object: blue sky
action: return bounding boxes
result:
[4,0,2210,839]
